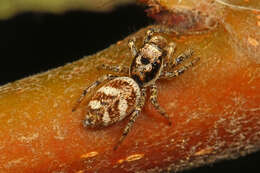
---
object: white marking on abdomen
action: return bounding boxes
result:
[98,86,121,96]
[118,99,128,120]
[89,100,102,109]
[102,110,111,125]
[115,77,141,99]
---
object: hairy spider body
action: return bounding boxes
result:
[84,77,141,128]
[72,28,199,150]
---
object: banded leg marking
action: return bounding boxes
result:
[164,42,176,70]
[161,57,200,79]
[98,64,129,74]
[164,48,193,71]
[150,84,171,125]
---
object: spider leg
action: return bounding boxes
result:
[161,57,200,79]
[164,42,176,70]
[144,27,173,44]
[72,74,118,112]
[164,48,193,71]
[144,28,156,44]
[129,28,162,56]
[146,26,181,39]
[128,38,138,57]
[150,84,171,125]
[114,88,147,150]
[97,64,129,74]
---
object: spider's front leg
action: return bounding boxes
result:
[99,38,138,75]
[97,64,129,74]
[164,42,176,71]
[144,28,155,44]
[128,38,138,57]
[164,48,193,71]
[114,88,147,150]
[161,57,200,79]
[150,84,172,125]
[72,74,118,112]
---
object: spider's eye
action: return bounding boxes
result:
[141,57,150,65]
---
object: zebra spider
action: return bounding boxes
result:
[72,28,199,150]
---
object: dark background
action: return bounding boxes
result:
[0,5,152,85]
[0,4,259,173]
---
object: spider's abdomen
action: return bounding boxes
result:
[84,77,141,128]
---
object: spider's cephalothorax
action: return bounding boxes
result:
[129,30,166,87]
[72,28,199,150]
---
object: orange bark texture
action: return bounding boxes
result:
[0,0,260,172]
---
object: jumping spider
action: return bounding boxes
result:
[72,28,199,150]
